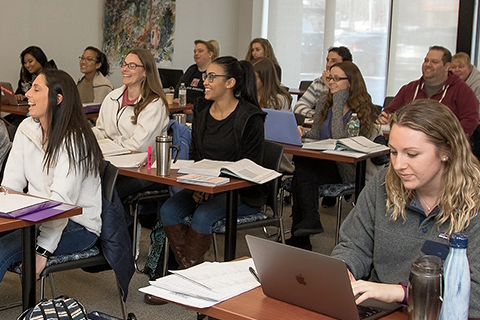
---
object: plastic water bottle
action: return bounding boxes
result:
[439,233,470,320]
[347,113,360,137]
[178,82,187,108]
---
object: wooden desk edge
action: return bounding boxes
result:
[0,206,81,232]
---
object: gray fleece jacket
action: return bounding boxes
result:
[331,167,480,317]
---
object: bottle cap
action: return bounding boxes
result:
[352,113,357,116]
[449,233,468,248]
[156,135,172,143]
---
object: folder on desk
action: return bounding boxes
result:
[0,193,61,219]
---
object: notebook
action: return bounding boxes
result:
[263,108,302,146]
[0,82,29,106]
[245,235,401,320]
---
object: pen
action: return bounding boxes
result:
[147,146,152,170]
[249,267,261,284]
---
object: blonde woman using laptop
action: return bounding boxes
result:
[331,100,480,316]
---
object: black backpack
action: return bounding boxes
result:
[17,296,88,320]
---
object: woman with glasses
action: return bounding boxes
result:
[288,61,379,251]
[145,57,266,305]
[92,48,169,199]
[77,46,113,104]
[253,58,292,110]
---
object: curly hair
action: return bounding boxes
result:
[386,99,480,234]
[318,61,376,136]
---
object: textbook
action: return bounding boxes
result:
[176,174,230,187]
[178,159,282,184]
[302,136,389,154]
[98,139,131,157]
[0,193,61,219]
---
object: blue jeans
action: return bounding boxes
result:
[0,220,98,282]
[159,190,259,234]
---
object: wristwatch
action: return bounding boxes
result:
[35,245,52,258]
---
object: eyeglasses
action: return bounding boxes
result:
[202,72,228,82]
[326,75,349,82]
[121,62,145,70]
[79,56,97,63]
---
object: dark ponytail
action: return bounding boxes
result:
[212,56,259,108]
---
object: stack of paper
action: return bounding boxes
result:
[98,139,131,157]
[139,258,260,308]
[105,152,148,168]
[177,174,230,187]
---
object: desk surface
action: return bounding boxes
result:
[0,205,81,232]
[282,144,390,164]
[194,287,407,320]
[119,167,252,194]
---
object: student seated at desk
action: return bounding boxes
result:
[77,46,114,104]
[252,58,292,110]
[145,58,266,306]
[288,61,379,250]
[331,100,480,317]
[0,69,103,280]
[15,46,57,102]
[92,48,169,199]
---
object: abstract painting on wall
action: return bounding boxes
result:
[103,0,176,65]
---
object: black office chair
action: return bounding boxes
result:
[158,68,184,89]
[25,161,135,320]
[383,96,394,109]
[298,80,313,99]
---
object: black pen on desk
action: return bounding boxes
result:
[249,267,261,284]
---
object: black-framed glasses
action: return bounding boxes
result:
[78,56,97,63]
[326,75,349,82]
[202,72,228,82]
[121,62,145,70]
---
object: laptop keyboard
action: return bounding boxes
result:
[357,305,383,319]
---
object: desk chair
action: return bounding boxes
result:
[25,162,135,320]
[298,80,313,99]
[210,141,285,260]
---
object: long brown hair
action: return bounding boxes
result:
[127,49,168,124]
[318,61,376,136]
[253,58,291,109]
[386,99,480,234]
[245,38,279,66]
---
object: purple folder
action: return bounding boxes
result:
[0,199,61,219]
[18,203,75,222]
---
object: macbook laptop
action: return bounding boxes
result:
[263,108,302,146]
[0,82,29,106]
[246,235,401,320]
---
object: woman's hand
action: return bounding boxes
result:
[298,126,305,137]
[35,254,48,280]
[351,280,404,305]
[192,192,210,204]
[377,111,391,125]
[16,94,26,102]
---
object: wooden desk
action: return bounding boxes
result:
[282,144,390,200]
[193,287,407,320]
[119,168,252,261]
[0,204,81,310]
[1,104,98,121]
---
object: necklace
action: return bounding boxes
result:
[419,197,439,213]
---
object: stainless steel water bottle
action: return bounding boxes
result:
[408,255,443,320]
[156,135,173,176]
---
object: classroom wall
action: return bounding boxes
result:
[0,0,256,89]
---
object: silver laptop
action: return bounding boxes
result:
[263,108,303,146]
[0,82,29,106]
[246,235,401,320]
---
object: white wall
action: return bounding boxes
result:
[0,0,256,89]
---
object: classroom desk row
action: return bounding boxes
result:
[0,201,81,310]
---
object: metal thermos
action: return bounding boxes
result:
[156,135,173,176]
[408,255,443,320]
[172,113,187,125]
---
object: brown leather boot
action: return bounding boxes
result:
[181,229,212,269]
[164,224,188,268]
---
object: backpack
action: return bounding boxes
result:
[17,296,88,320]
[167,119,191,161]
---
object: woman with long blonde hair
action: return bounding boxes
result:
[331,100,480,316]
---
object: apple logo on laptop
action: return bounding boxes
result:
[296,273,307,286]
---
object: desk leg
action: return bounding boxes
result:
[355,160,367,201]
[224,190,238,261]
[22,225,36,310]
